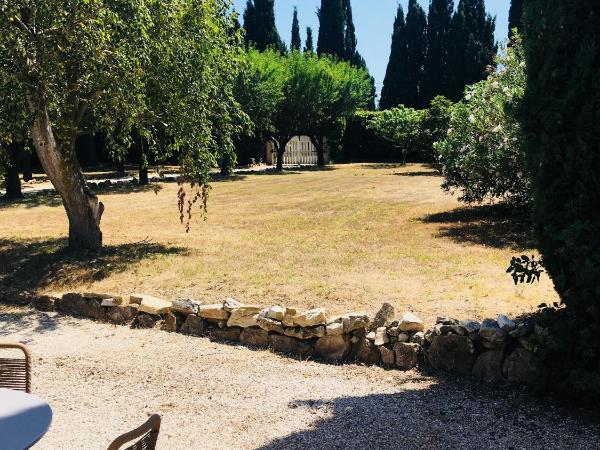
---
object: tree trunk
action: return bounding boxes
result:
[134,130,149,185]
[2,143,23,199]
[274,136,291,172]
[21,151,32,181]
[29,99,103,251]
[310,136,325,167]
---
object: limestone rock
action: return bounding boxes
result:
[366,331,376,342]
[160,313,178,332]
[326,322,344,336]
[293,308,327,327]
[497,315,516,332]
[410,332,425,345]
[369,303,395,331]
[198,304,230,321]
[284,325,325,340]
[436,317,459,325]
[128,294,144,305]
[374,327,389,346]
[135,313,160,329]
[240,327,269,347]
[171,299,201,316]
[80,298,106,321]
[479,319,510,349]
[106,305,138,325]
[340,313,371,333]
[269,334,314,357]
[33,295,57,312]
[427,335,475,375]
[266,306,286,321]
[227,306,262,328]
[180,315,205,336]
[56,293,85,314]
[394,343,419,370]
[472,349,505,382]
[315,335,350,360]
[424,328,436,343]
[510,318,535,338]
[222,298,243,312]
[281,307,299,327]
[503,348,541,385]
[379,346,395,366]
[459,319,481,333]
[354,339,381,364]
[210,327,241,342]
[137,295,172,315]
[387,325,400,337]
[398,312,424,332]
[257,316,285,334]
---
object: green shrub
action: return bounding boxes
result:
[435,37,529,207]
[521,0,600,403]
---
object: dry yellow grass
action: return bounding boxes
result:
[0,163,558,323]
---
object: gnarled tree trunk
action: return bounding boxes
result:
[29,98,103,251]
[309,136,326,167]
[2,142,23,199]
[274,136,292,172]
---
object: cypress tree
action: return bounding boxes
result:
[522,0,600,402]
[446,0,496,101]
[317,0,345,59]
[405,0,428,109]
[304,27,314,53]
[380,4,410,109]
[422,0,453,104]
[291,7,301,51]
[508,0,524,36]
[342,0,360,66]
[243,0,286,53]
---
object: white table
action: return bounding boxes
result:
[0,388,52,449]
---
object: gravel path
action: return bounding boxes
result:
[1,307,598,450]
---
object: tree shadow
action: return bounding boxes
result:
[0,182,163,209]
[0,309,62,336]
[257,377,598,449]
[393,170,441,177]
[420,204,536,250]
[0,238,186,290]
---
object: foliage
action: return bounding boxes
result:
[304,27,314,53]
[420,95,453,166]
[422,0,453,105]
[242,0,286,53]
[316,0,345,59]
[506,254,544,284]
[521,0,600,403]
[290,7,301,51]
[435,37,529,206]
[380,5,408,110]
[404,0,428,109]
[508,0,524,37]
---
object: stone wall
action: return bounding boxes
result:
[0,289,542,385]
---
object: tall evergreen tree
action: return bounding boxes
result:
[508,0,524,36]
[422,0,453,104]
[405,0,428,108]
[317,0,345,59]
[446,0,496,101]
[304,27,314,53]
[342,0,360,66]
[243,0,286,53]
[291,7,301,51]
[380,5,410,109]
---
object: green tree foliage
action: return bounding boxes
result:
[435,38,528,206]
[508,0,524,36]
[0,0,245,249]
[317,0,345,59]
[422,0,453,104]
[521,0,600,400]
[380,5,409,110]
[446,0,497,101]
[304,27,314,53]
[405,0,428,109]
[291,7,301,51]
[243,0,286,53]
[420,95,453,166]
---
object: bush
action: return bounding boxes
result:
[435,38,529,207]
[521,0,600,403]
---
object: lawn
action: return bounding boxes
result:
[0,163,557,323]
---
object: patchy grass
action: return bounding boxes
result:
[0,164,558,323]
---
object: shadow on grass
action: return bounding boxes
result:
[0,182,162,209]
[393,170,442,177]
[256,377,596,449]
[0,238,186,290]
[420,204,536,250]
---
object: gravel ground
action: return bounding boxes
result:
[1,307,598,450]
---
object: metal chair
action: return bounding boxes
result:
[0,342,31,393]
[107,414,161,450]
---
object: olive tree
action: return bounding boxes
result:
[0,0,243,250]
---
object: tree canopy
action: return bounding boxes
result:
[243,0,286,53]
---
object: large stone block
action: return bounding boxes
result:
[379,346,395,366]
[315,335,350,360]
[106,305,139,325]
[394,343,419,370]
[479,319,510,349]
[171,298,201,316]
[293,308,327,327]
[427,335,475,376]
[503,348,542,385]
[136,295,172,315]
[160,313,179,332]
[135,313,161,329]
[284,325,325,340]
[56,293,86,314]
[369,303,395,331]
[353,338,381,364]
[198,304,230,321]
[210,326,242,342]
[472,349,505,382]
[240,327,269,347]
[180,315,205,336]
[80,298,106,321]
[269,334,314,357]
[33,295,57,312]
[257,316,285,334]
[398,312,424,332]
[227,305,261,328]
